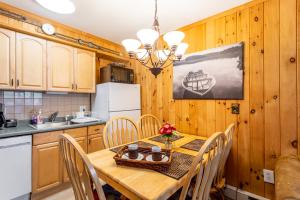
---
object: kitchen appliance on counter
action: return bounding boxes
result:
[0,103,5,129]
[0,103,17,128]
[0,135,32,200]
[100,63,134,84]
[92,82,141,121]
[4,119,18,128]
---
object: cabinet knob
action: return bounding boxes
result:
[16,79,19,87]
[11,79,14,86]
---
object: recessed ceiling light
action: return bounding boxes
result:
[35,0,76,14]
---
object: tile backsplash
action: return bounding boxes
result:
[0,91,90,120]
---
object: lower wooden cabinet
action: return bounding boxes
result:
[32,125,105,193]
[88,125,105,153]
[88,134,105,153]
[63,136,87,182]
[32,141,62,193]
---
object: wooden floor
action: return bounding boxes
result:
[41,187,75,200]
[39,187,235,200]
[39,187,116,200]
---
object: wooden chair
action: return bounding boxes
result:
[103,116,139,148]
[211,123,236,199]
[137,114,161,139]
[179,132,226,200]
[59,134,106,200]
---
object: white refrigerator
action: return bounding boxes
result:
[91,83,141,122]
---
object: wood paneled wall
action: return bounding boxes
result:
[135,0,299,198]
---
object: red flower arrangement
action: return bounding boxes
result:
[159,123,176,138]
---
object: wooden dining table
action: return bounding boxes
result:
[87,133,207,200]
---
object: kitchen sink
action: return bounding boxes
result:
[29,121,69,130]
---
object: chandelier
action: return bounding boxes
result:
[121,0,189,77]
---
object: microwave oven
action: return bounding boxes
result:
[100,64,134,84]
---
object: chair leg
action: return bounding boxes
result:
[219,189,225,200]
[120,195,128,200]
[210,188,225,200]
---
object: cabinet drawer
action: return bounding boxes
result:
[33,131,63,146]
[88,125,105,136]
[88,134,105,153]
[64,127,87,138]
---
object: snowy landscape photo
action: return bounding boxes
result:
[173,42,244,100]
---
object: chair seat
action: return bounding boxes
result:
[275,155,300,200]
[93,184,121,200]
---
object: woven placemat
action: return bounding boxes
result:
[110,141,155,153]
[181,139,206,152]
[148,135,184,144]
[156,151,194,180]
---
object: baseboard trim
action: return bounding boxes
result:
[224,185,270,200]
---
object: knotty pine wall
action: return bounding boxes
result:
[134,0,300,198]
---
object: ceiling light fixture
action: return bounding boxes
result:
[35,0,76,14]
[122,0,189,77]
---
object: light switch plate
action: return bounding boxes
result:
[231,103,240,114]
[263,169,275,184]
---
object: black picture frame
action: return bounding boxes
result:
[173,42,244,100]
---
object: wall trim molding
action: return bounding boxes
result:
[225,185,270,200]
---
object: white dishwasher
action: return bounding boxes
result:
[0,135,32,200]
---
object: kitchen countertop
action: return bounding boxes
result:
[0,120,106,139]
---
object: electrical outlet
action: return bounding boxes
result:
[263,169,274,184]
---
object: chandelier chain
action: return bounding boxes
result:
[122,0,188,77]
[154,0,158,20]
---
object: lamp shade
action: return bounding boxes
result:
[155,50,170,61]
[135,49,149,60]
[35,0,76,14]
[122,39,141,52]
[163,31,185,48]
[137,29,159,47]
[175,43,189,57]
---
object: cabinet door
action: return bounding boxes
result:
[88,135,105,153]
[16,33,46,91]
[0,28,15,89]
[47,41,74,92]
[63,137,87,182]
[74,49,96,93]
[32,142,62,193]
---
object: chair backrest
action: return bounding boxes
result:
[59,134,106,200]
[103,116,139,148]
[214,123,236,185]
[179,132,226,200]
[137,114,161,139]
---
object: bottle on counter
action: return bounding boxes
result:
[37,109,43,125]
[31,112,38,125]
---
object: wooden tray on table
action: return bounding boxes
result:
[113,146,172,171]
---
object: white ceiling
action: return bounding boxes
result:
[0,0,251,44]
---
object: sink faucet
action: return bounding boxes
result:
[48,111,59,122]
